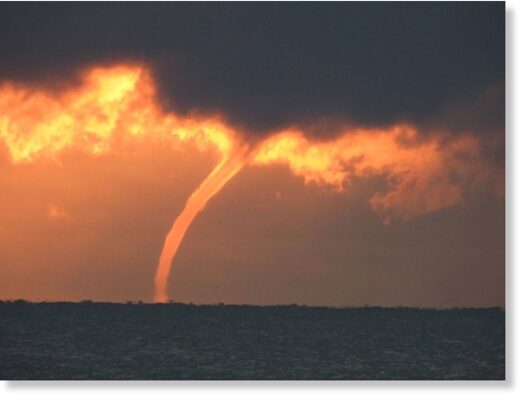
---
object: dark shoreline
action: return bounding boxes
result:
[0,300,506,311]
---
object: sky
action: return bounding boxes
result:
[0,2,505,307]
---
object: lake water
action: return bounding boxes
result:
[0,302,505,380]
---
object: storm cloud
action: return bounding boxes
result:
[0,2,504,135]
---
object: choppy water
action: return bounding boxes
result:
[0,302,505,380]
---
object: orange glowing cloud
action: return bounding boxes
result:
[253,126,502,224]
[0,62,503,302]
[0,64,237,163]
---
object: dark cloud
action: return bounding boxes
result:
[0,2,504,135]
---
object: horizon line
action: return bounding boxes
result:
[0,299,505,311]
